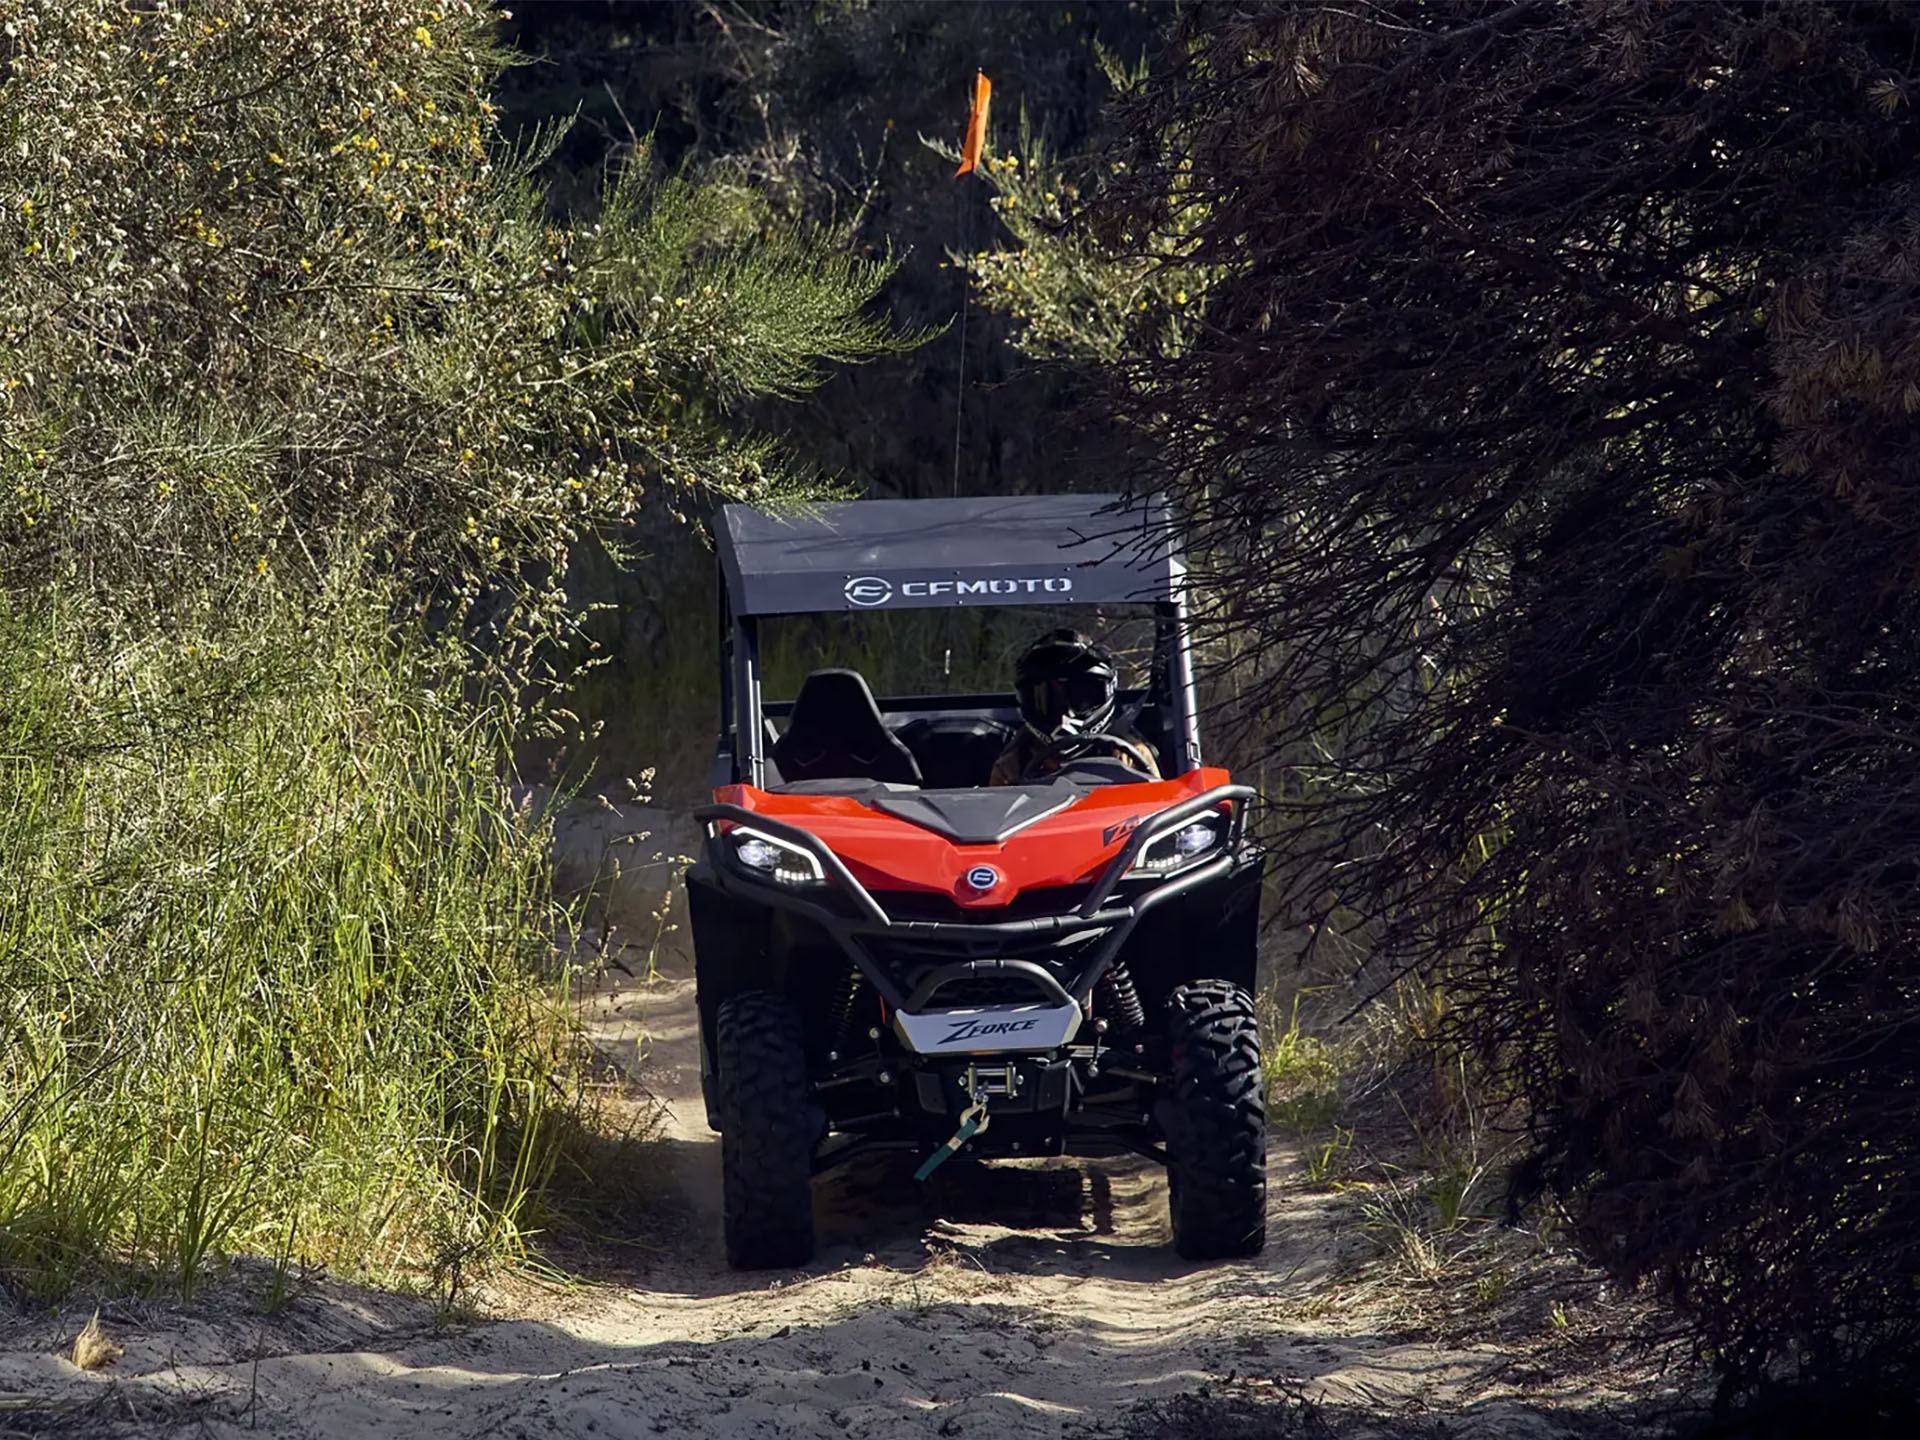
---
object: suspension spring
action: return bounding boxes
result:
[1096,962,1146,1034]
[830,965,874,1051]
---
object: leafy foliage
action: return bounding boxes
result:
[961,55,1212,369]
[0,0,911,639]
[979,0,1920,1409]
[0,0,914,1295]
[494,0,1161,507]
[485,1,1172,794]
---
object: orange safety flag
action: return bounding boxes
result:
[954,70,992,177]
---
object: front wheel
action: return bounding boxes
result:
[1164,980,1266,1259]
[716,991,819,1269]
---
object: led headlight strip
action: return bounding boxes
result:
[1126,807,1229,877]
[725,824,826,886]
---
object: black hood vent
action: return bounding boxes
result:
[871,782,1082,845]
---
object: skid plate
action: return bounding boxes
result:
[892,1000,1083,1055]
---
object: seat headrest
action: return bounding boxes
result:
[771,669,923,787]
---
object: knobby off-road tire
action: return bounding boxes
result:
[1164,980,1267,1260]
[716,991,818,1269]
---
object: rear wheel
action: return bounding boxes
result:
[1164,980,1266,1259]
[716,991,818,1269]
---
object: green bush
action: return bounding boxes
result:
[0,0,913,1297]
[0,0,910,640]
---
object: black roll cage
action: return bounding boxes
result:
[710,493,1205,790]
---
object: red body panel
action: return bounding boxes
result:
[713,768,1236,909]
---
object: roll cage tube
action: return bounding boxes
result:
[1159,596,1203,773]
[717,588,736,783]
[695,784,1254,1014]
[733,612,765,789]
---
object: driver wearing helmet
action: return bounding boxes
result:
[988,629,1162,786]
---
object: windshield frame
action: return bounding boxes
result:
[716,597,1202,790]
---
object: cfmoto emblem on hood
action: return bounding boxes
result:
[964,865,999,891]
[844,575,894,607]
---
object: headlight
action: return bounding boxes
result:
[1128,812,1228,876]
[725,825,825,886]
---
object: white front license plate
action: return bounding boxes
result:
[893,1001,1083,1054]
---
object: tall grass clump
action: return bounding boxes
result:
[0,0,917,1300]
[0,589,584,1299]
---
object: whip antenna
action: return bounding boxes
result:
[951,70,991,497]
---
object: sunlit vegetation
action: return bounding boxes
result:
[0,0,910,1296]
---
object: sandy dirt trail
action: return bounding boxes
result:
[3,813,1671,1439]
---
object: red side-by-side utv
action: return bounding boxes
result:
[685,494,1265,1268]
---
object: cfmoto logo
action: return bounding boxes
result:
[964,865,999,891]
[844,575,893,608]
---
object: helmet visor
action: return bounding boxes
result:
[1019,669,1113,733]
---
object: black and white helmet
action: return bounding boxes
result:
[1014,629,1119,741]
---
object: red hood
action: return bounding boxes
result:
[711,768,1236,909]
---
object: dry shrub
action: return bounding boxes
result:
[981,0,1920,1411]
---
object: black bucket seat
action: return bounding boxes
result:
[771,669,923,787]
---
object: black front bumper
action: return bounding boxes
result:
[685,785,1261,1173]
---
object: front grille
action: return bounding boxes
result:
[865,928,1099,969]
[907,975,1038,1008]
[872,883,1095,924]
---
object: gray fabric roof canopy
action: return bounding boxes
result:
[715,494,1183,616]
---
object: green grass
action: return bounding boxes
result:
[1261,990,1340,1127]
[1259,989,1351,1188]
[0,590,597,1302]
